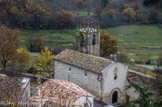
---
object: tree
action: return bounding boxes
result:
[76,0,85,8]
[148,8,159,24]
[35,47,54,72]
[106,8,115,18]
[56,9,75,29]
[133,2,140,11]
[0,26,21,71]
[119,1,128,12]
[100,30,118,57]
[94,5,102,17]
[119,80,160,107]
[16,48,30,71]
[0,0,50,28]
[153,55,162,100]
[143,0,160,7]
[122,8,136,23]
[25,37,45,52]
[136,14,144,23]
[100,0,109,7]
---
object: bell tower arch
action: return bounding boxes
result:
[76,20,100,56]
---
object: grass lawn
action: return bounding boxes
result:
[21,25,162,64]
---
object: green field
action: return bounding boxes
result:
[106,25,162,64]
[20,29,76,49]
[21,25,162,64]
[106,25,162,46]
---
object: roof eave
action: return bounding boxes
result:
[54,59,101,74]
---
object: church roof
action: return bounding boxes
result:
[54,49,113,73]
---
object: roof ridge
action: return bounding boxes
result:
[54,49,112,73]
[64,49,111,61]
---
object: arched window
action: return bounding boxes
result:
[80,34,84,46]
[92,34,96,45]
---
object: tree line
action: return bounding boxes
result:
[0,0,161,29]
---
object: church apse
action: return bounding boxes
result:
[76,21,100,56]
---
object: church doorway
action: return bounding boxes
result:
[112,91,118,103]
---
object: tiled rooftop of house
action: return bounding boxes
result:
[31,79,94,106]
[54,49,113,73]
[0,77,24,102]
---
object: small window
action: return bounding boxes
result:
[92,34,96,45]
[69,67,71,71]
[113,67,118,80]
[84,71,87,76]
[114,74,117,80]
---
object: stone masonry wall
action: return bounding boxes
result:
[54,60,101,97]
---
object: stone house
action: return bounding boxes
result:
[54,49,128,104]
[30,79,94,107]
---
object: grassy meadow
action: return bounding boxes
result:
[21,25,162,64]
[20,29,76,49]
[106,25,162,64]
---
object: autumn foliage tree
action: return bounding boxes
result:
[100,30,118,57]
[106,8,115,18]
[122,8,136,23]
[0,0,50,28]
[94,5,102,17]
[119,1,128,12]
[35,47,54,72]
[0,26,21,71]
[56,9,75,29]
[76,0,85,8]
[16,48,30,71]
[136,14,144,23]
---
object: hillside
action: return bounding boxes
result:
[45,0,162,28]
[21,25,162,64]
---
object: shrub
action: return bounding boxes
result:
[26,37,45,52]
[145,59,151,64]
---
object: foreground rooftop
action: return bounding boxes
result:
[31,79,94,106]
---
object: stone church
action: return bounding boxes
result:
[53,22,128,104]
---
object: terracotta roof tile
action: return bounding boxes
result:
[31,79,94,106]
[0,77,24,102]
[54,49,112,73]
